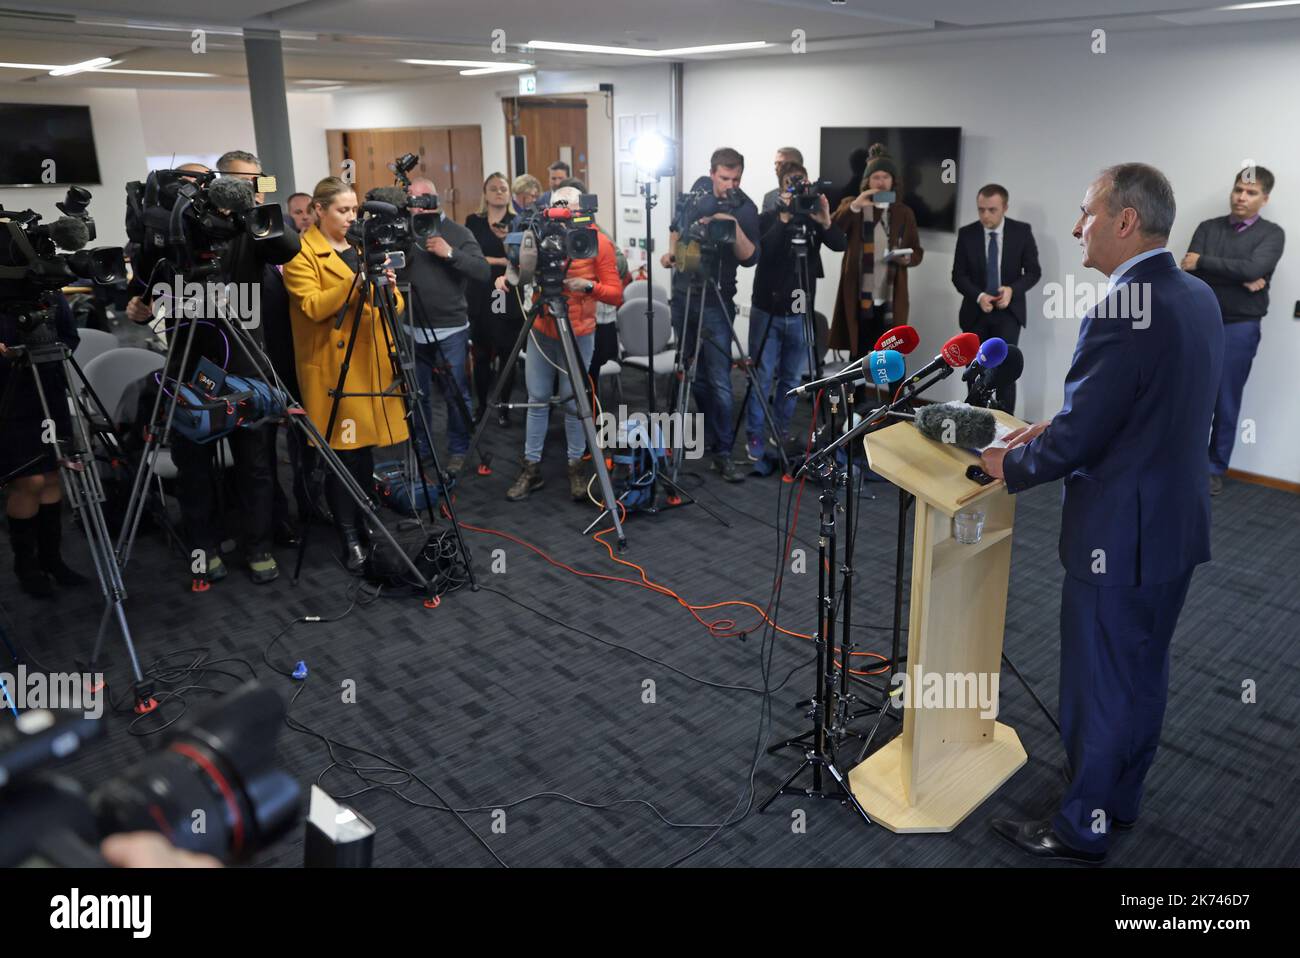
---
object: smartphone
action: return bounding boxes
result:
[872,191,897,205]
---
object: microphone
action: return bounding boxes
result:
[366,186,409,209]
[899,332,981,393]
[961,336,1008,384]
[361,199,399,217]
[967,344,1024,407]
[208,176,257,214]
[49,216,90,251]
[913,402,998,449]
[874,324,919,355]
[790,349,905,396]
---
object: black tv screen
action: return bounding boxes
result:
[0,103,101,187]
[819,127,961,232]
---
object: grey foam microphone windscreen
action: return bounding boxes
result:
[366,186,409,209]
[208,176,257,213]
[49,216,90,251]
[913,402,997,448]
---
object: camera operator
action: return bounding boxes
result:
[399,176,490,476]
[745,161,846,461]
[660,147,760,482]
[126,151,301,586]
[497,186,623,502]
[0,291,88,598]
[284,177,407,573]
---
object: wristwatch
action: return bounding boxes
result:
[445,249,455,262]
[585,281,594,293]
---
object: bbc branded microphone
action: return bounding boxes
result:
[874,324,920,355]
[961,336,1008,384]
[789,349,905,396]
[913,402,998,448]
[208,175,257,214]
[900,331,981,391]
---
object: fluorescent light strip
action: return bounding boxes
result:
[527,39,769,57]
[49,57,114,76]
[1219,1,1300,8]
[0,62,61,71]
[98,68,220,77]
[401,59,534,76]
[460,64,533,76]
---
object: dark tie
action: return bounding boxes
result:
[986,232,1000,293]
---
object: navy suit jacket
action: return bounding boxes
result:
[1003,251,1223,587]
[952,217,1041,330]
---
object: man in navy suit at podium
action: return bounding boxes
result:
[980,163,1223,864]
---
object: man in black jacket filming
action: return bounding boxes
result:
[127,150,300,586]
[744,161,846,462]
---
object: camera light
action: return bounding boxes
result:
[632,133,676,179]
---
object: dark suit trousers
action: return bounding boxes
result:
[965,311,1022,413]
[172,423,275,558]
[1053,569,1194,852]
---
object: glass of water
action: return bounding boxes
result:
[953,507,986,544]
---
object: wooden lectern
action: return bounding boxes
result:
[847,410,1028,832]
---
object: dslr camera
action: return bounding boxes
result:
[0,681,300,867]
[784,175,834,219]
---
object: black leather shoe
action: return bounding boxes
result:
[990,818,1106,865]
[1060,764,1136,831]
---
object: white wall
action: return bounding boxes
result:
[0,86,148,250]
[680,19,1300,484]
[136,88,331,198]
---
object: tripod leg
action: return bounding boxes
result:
[464,298,538,471]
[551,308,627,548]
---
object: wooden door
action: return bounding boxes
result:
[504,97,589,189]
[448,126,483,223]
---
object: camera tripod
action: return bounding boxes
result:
[668,264,792,484]
[464,280,628,549]
[291,255,476,595]
[730,216,822,473]
[0,320,156,712]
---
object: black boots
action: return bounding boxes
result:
[8,502,88,598]
[325,475,366,574]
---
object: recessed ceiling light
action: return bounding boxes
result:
[527,39,769,57]
[49,57,114,77]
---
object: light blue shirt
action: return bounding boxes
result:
[1107,246,1169,295]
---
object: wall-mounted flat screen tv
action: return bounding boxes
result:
[0,103,102,187]
[819,127,961,232]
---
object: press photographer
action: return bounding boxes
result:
[496,186,623,502]
[745,161,846,461]
[660,147,760,481]
[398,176,490,477]
[126,150,301,586]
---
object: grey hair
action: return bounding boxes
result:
[409,176,438,193]
[1099,163,1175,239]
[216,150,260,172]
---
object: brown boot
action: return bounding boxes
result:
[506,461,544,501]
[567,459,589,502]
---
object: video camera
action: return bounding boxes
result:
[0,681,300,867]
[783,175,834,219]
[504,194,600,297]
[168,356,292,445]
[0,185,126,351]
[126,169,286,279]
[673,187,744,276]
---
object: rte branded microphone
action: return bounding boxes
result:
[899,331,981,393]
[790,349,905,396]
[913,402,998,448]
[874,324,920,355]
[207,176,257,214]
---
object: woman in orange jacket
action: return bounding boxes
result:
[282,176,408,571]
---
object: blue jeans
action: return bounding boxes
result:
[414,328,472,459]
[523,328,594,463]
[745,307,808,444]
[1208,320,1261,475]
[671,290,736,455]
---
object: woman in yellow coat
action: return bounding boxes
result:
[283,176,408,571]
